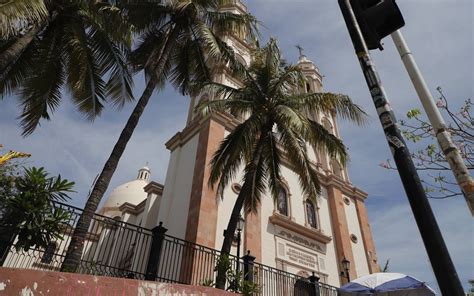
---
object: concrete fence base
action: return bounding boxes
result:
[0,267,238,295]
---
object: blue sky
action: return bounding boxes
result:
[1,0,472,293]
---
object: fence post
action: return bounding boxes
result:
[145,222,167,281]
[308,272,320,296]
[0,233,14,266]
[242,250,256,283]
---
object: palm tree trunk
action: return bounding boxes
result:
[215,188,246,289]
[60,27,177,273]
[215,126,270,289]
[0,25,41,79]
[60,78,157,272]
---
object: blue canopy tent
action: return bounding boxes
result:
[339,273,436,296]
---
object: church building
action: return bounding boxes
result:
[97,0,380,287]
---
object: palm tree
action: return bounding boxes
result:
[0,0,134,135]
[199,39,367,289]
[61,0,257,271]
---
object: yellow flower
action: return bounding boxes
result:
[0,148,31,166]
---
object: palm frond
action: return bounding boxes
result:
[277,125,321,198]
[269,65,305,98]
[262,131,284,202]
[306,119,348,166]
[18,24,66,136]
[274,104,308,132]
[169,32,210,95]
[209,115,261,197]
[196,83,251,114]
[193,23,247,78]
[205,10,259,41]
[0,37,38,97]
[288,92,368,125]
[88,27,134,108]
[0,0,48,39]
[80,1,132,46]
[117,0,171,34]
[63,20,107,120]
[129,27,166,74]
[241,151,267,214]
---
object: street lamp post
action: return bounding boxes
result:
[235,215,245,276]
[340,257,351,283]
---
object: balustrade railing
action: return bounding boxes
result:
[0,202,338,295]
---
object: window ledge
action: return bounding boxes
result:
[269,214,332,244]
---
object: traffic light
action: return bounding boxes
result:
[350,0,405,50]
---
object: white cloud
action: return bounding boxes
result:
[0,87,188,208]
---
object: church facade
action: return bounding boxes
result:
[98,1,379,287]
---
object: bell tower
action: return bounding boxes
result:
[295,47,380,282]
[157,0,253,248]
[156,2,379,285]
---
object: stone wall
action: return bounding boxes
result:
[0,267,238,296]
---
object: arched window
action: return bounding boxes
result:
[277,187,289,216]
[305,200,318,229]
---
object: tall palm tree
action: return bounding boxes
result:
[61,0,257,271]
[0,0,134,135]
[200,39,367,289]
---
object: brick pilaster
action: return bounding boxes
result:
[185,119,225,247]
[327,185,356,284]
[354,198,380,273]
[244,208,261,262]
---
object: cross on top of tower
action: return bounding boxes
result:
[296,44,305,58]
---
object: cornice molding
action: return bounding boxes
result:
[324,173,368,201]
[144,181,164,195]
[269,214,332,244]
[165,112,241,151]
[119,200,146,216]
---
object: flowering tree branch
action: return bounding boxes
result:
[380,87,473,199]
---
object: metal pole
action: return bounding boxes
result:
[236,230,241,275]
[337,1,464,294]
[391,30,474,215]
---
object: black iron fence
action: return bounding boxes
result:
[0,202,153,279]
[145,224,338,296]
[0,202,338,296]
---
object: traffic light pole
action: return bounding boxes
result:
[391,30,474,215]
[338,0,464,294]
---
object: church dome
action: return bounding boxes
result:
[103,166,151,208]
